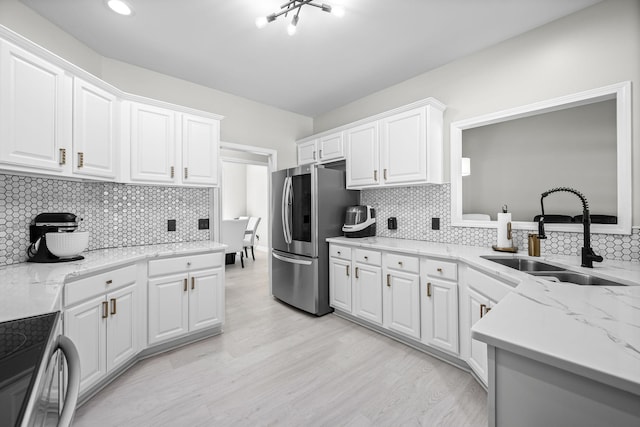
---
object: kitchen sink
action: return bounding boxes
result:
[528,271,626,286]
[480,256,566,272]
[481,256,627,286]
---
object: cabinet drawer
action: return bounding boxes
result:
[65,264,137,307]
[148,252,223,277]
[424,259,457,281]
[354,248,381,266]
[330,245,351,261]
[385,253,419,273]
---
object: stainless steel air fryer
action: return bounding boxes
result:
[342,205,376,238]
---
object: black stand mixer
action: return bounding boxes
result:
[27,213,84,263]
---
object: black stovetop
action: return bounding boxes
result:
[0,312,59,427]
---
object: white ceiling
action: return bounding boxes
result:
[20,0,601,117]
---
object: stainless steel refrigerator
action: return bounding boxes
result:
[271,164,358,316]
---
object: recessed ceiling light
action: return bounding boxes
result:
[106,0,133,16]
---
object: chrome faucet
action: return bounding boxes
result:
[538,187,603,268]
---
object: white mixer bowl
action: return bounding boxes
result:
[46,231,89,258]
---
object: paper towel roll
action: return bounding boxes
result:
[497,213,513,248]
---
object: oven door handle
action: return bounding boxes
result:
[57,335,80,427]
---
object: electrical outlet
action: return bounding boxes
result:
[198,218,209,230]
[167,219,176,231]
[431,217,440,230]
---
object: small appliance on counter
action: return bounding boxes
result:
[27,213,89,263]
[342,205,376,238]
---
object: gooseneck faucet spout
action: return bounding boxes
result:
[539,187,603,268]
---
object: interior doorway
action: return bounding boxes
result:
[216,142,277,287]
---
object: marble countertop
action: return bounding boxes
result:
[327,236,640,395]
[0,241,226,323]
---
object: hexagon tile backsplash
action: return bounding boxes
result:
[0,174,211,266]
[361,184,640,263]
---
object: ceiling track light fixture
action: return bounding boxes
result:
[256,0,344,34]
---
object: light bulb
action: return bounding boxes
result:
[287,15,299,36]
[106,0,132,16]
[255,16,268,28]
[331,6,345,17]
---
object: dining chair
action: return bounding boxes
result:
[243,217,261,261]
[221,218,249,268]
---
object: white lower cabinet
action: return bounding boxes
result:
[462,267,513,385]
[64,266,138,393]
[422,279,459,354]
[148,253,224,345]
[353,262,383,325]
[384,254,421,340]
[329,256,352,312]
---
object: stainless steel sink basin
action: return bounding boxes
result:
[481,256,627,286]
[480,256,566,272]
[529,271,626,286]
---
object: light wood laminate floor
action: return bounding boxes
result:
[74,252,487,426]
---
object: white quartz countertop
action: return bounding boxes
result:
[327,236,640,395]
[0,241,226,323]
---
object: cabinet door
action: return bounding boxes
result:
[353,263,383,325]
[130,102,176,183]
[329,258,352,312]
[148,274,189,345]
[380,108,426,185]
[182,114,219,186]
[346,121,379,188]
[385,270,420,339]
[73,78,118,179]
[318,132,343,162]
[189,268,224,332]
[64,296,107,392]
[297,140,317,165]
[422,279,459,354]
[466,286,490,384]
[0,40,71,173]
[106,283,137,372]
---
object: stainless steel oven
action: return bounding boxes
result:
[0,312,80,427]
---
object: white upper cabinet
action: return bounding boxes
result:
[346,121,379,187]
[181,114,219,186]
[380,108,427,185]
[73,77,118,179]
[345,100,445,189]
[297,139,317,165]
[129,102,177,184]
[318,132,344,162]
[0,40,72,174]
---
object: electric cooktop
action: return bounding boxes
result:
[0,312,59,427]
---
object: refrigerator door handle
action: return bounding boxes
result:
[285,176,293,244]
[281,176,291,244]
[273,251,313,266]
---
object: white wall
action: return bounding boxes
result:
[222,162,247,219]
[313,0,640,225]
[0,0,311,169]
